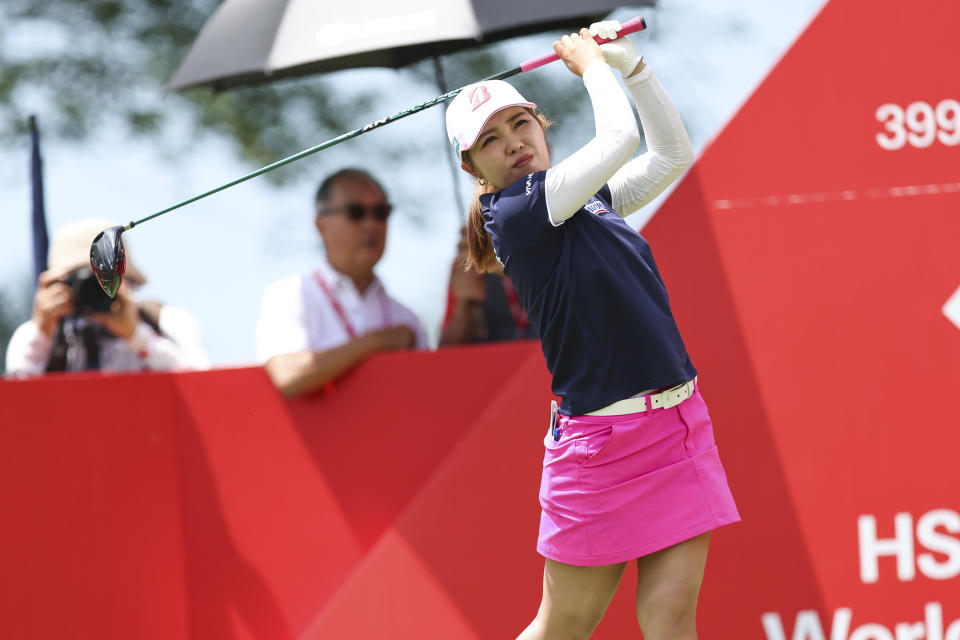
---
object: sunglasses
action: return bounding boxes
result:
[321,202,392,222]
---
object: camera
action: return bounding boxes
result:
[64,267,115,315]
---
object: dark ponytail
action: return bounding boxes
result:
[464,177,500,274]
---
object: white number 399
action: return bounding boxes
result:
[875,99,960,150]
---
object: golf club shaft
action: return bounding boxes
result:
[124,16,647,231]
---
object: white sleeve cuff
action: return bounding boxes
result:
[623,63,654,87]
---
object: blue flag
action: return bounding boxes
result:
[29,115,49,284]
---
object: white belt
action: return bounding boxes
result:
[585,378,697,416]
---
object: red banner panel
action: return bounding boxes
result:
[643,0,960,635]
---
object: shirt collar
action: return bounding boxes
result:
[316,253,384,298]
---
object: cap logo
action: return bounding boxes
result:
[470,85,491,111]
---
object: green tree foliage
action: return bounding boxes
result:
[0,0,388,179]
[0,0,599,183]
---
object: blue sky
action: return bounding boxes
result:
[0,0,826,366]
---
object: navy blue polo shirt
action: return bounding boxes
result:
[480,170,697,416]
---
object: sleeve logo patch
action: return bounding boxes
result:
[585,199,610,215]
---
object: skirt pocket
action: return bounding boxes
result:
[577,424,617,467]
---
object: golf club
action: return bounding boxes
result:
[90,16,647,297]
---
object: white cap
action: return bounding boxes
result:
[48,218,146,285]
[445,80,537,157]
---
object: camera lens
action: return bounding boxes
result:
[69,268,115,314]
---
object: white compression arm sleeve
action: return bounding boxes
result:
[544,62,641,225]
[607,66,694,216]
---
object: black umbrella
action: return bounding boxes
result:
[169,0,654,91]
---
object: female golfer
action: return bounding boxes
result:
[445,21,740,640]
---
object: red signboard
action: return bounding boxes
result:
[645,0,960,635]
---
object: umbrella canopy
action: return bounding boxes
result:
[169,0,654,90]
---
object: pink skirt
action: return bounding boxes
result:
[537,387,740,566]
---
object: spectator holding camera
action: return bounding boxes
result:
[5,218,209,375]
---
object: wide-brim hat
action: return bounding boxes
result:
[47,218,146,286]
[445,80,537,157]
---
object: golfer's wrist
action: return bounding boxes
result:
[627,58,646,78]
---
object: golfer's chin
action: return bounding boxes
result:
[502,161,545,188]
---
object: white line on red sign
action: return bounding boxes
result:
[713,182,960,210]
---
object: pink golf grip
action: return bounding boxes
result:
[519,16,647,73]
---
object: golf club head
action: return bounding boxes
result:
[89,225,127,297]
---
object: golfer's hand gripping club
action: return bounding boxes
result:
[518,16,646,73]
[590,20,644,77]
[89,16,647,297]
